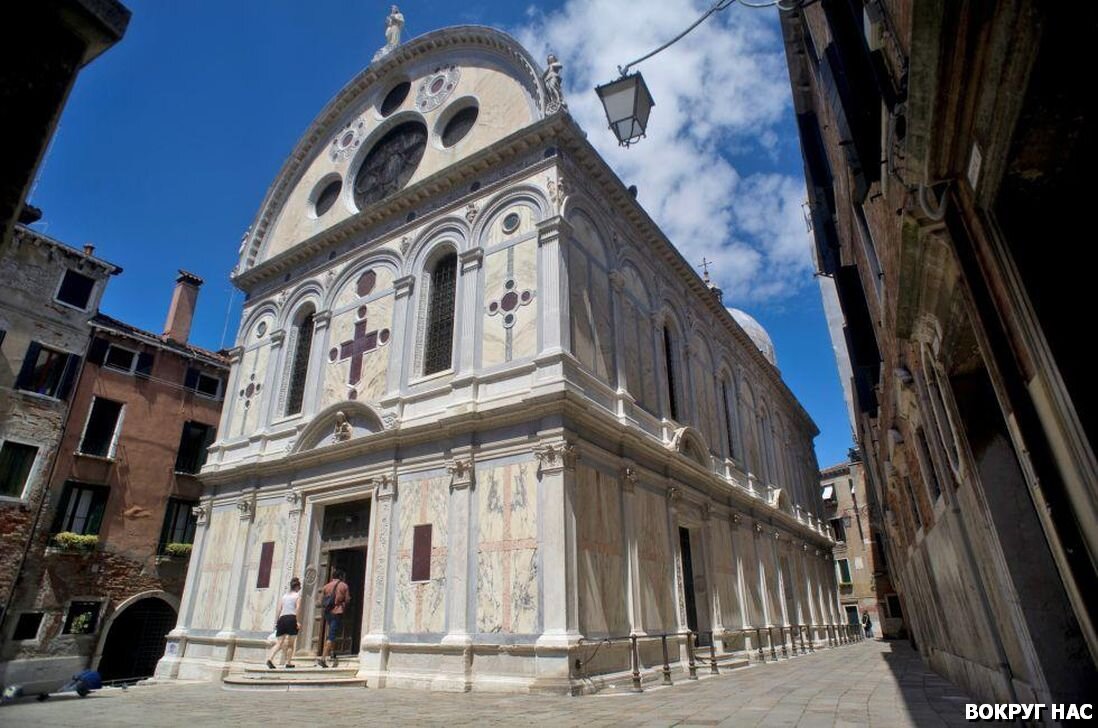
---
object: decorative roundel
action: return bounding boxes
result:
[329,347,339,362]
[379,328,391,344]
[416,65,460,113]
[256,321,267,338]
[502,212,521,234]
[357,305,369,320]
[329,120,366,162]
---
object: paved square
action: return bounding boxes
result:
[0,641,990,727]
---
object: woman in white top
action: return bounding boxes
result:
[267,577,302,669]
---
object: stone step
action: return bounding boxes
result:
[241,665,360,679]
[223,675,367,691]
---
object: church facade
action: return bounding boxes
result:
[155,25,841,693]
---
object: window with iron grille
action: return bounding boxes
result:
[423,253,456,376]
[663,326,679,420]
[159,497,198,552]
[285,312,315,415]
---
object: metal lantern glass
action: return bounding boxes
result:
[595,72,655,147]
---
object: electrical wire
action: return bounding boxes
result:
[617,0,800,77]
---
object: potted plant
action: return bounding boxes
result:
[52,532,98,553]
[163,542,193,558]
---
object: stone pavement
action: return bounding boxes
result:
[0,641,990,727]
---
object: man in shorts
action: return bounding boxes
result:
[316,569,350,668]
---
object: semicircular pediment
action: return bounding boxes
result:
[238,25,552,277]
[291,401,390,453]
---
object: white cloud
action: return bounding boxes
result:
[516,0,813,304]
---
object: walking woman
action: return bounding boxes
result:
[267,577,302,669]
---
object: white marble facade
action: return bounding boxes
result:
[156,26,841,693]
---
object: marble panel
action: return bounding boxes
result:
[192,509,239,629]
[589,263,613,384]
[332,265,395,311]
[392,475,450,634]
[481,203,537,248]
[241,503,287,632]
[475,461,538,634]
[622,301,643,407]
[232,344,271,438]
[482,247,507,368]
[322,292,393,407]
[711,519,742,629]
[509,239,537,360]
[637,489,674,633]
[568,248,595,370]
[576,464,627,636]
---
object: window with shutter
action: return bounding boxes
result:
[79,397,124,457]
[0,441,39,498]
[16,342,73,398]
[52,481,109,535]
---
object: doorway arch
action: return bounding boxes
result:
[94,592,179,682]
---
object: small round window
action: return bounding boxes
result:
[502,212,521,234]
[314,178,342,217]
[380,81,410,117]
[442,105,479,147]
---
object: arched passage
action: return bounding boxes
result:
[96,596,178,682]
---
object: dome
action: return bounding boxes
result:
[728,308,777,366]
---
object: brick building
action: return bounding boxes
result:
[0,270,228,691]
[781,0,1096,707]
[1,226,120,613]
[820,458,903,639]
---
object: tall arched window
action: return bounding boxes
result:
[423,252,457,376]
[662,325,679,421]
[285,310,315,416]
[721,378,736,458]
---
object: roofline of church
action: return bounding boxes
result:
[236,24,550,276]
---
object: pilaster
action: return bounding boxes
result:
[535,216,572,358]
[444,449,475,644]
[257,330,284,428]
[385,275,415,399]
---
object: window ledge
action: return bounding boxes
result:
[0,495,31,507]
[74,451,115,463]
[16,390,63,403]
[173,470,200,478]
[45,546,98,557]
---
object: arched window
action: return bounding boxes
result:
[663,325,679,421]
[423,252,457,376]
[721,378,736,458]
[285,310,315,416]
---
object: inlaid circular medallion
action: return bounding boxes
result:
[416,65,460,113]
[329,120,366,162]
[256,321,267,338]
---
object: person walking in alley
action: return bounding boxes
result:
[267,577,303,669]
[862,611,873,639]
[316,569,350,668]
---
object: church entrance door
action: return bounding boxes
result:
[311,499,370,657]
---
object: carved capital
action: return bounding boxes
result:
[313,310,333,329]
[753,521,764,535]
[394,275,416,299]
[448,458,475,491]
[227,346,245,365]
[533,440,577,475]
[621,466,638,492]
[730,512,742,527]
[236,494,255,522]
[381,412,399,430]
[608,269,626,291]
[373,474,398,501]
[192,504,210,527]
[286,488,303,514]
[666,486,681,504]
[535,215,572,247]
[701,501,712,521]
[459,247,484,272]
[269,329,286,346]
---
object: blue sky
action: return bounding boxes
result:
[27,0,853,468]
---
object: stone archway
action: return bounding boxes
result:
[95,593,179,682]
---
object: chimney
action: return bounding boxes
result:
[163,270,204,343]
[83,243,95,256]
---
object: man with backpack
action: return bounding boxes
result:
[316,569,350,668]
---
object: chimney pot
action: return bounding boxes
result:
[163,269,204,343]
[83,243,95,256]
